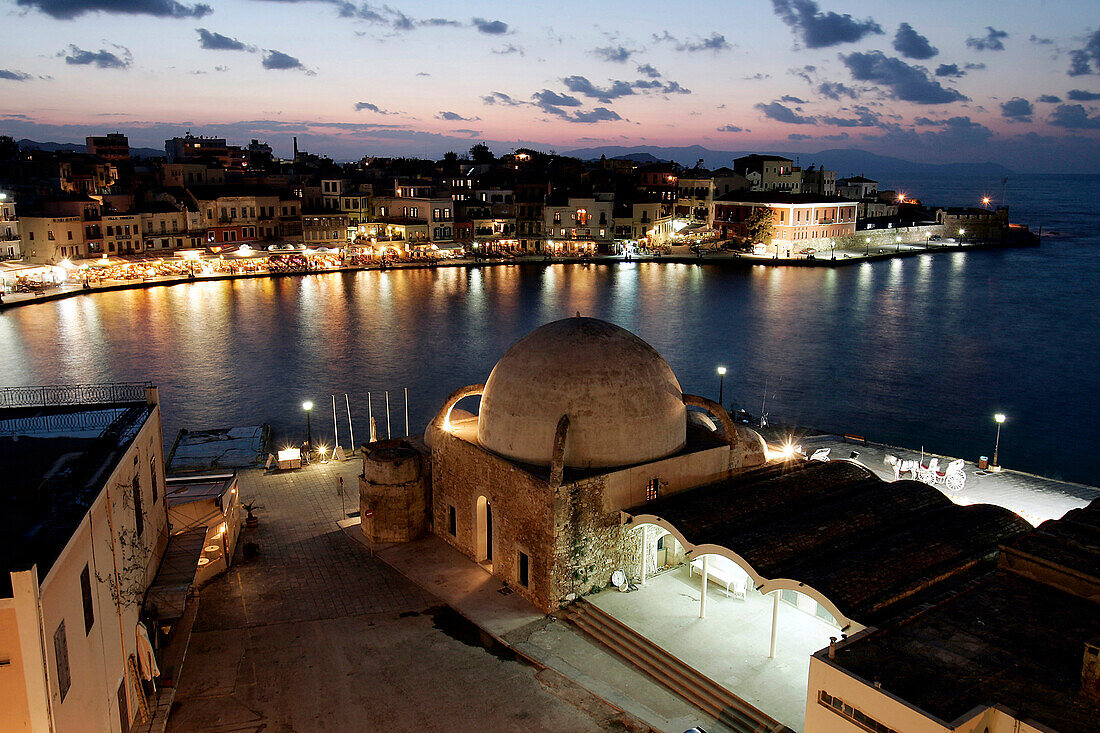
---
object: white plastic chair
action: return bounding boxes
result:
[810,448,831,462]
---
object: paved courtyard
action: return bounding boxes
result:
[166,460,643,733]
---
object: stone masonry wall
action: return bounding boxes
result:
[429,430,557,612]
[359,439,431,543]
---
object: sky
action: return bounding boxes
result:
[1,0,1099,170]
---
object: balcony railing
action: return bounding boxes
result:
[0,382,152,409]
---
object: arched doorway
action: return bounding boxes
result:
[476,495,493,566]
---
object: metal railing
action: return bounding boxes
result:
[0,382,152,409]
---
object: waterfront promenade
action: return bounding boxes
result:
[0,236,1028,311]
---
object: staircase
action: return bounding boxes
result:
[566,599,792,733]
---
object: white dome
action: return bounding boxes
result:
[477,317,687,468]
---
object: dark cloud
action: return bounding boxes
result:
[771,0,883,48]
[1067,30,1100,76]
[636,64,660,78]
[17,0,210,19]
[562,75,636,102]
[717,124,744,132]
[819,106,880,127]
[354,101,396,114]
[481,91,523,106]
[964,62,986,70]
[1029,35,1053,45]
[743,72,771,81]
[492,44,523,56]
[1068,89,1100,101]
[0,69,33,81]
[436,111,479,122]
[196,29,251,51]
[571,107,622,123]
[471,17,507,34]
[594,45,632,63]
[1049,104,1100,129]
[1000,98,1033,120]
[892,22,938,59]
[660,81,690,95]
[966,26,1008,52]
[262,50,306,71]
[677,33,729,52]
[532,89,582,110]
[821,132,850,140]
[780,94,807,103]
[755,101,816,124]
[934,63,964,78]
[62,45,132,69]
[841,51,967,104]
[788,133,813,141]
[1037,94,1062,104]
[817,81,857,99]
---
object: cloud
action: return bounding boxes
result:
[437,111,479,121]
[571,107,622,123]
[818,81,857,99]
[471,17,507,34]
[62,44,132,69]
[196,28,251,51]
[966,26,1008,52]
[965,62,986,70]
[1029,35,1053,45]
[532,89,582,112]
[481,91,523,106]
[636,63,660,78]
[771,0,883,48]
[892,22,938,59]
[717,124,744,132]
[1068,30,1100,76]
[1049,104,1100,129]
[1068,89,1100,101]
[562,75,636,102]
[743,72,770,80]
[1037,94,1061,104]
[781,94,807,103]
[841,51,967,104]
[788,133,813,141]
[676,33,730,52]
[594,45,632,63]
[354,101,396,114]
[0,69,33,81]
[17,0,210,19]
[755,100,816,124]
[1000,98,1033,120]
[492,44,523,56]
[262,50,306,71]
[819,106,881,127]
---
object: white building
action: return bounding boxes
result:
[0,190,20,259]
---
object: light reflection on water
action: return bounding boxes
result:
[1,248,1097,485]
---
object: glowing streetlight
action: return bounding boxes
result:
[992,413,1006,472]
[981,196,991,207]
[717,366,727,406]
[302,400,314,450]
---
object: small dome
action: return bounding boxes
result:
[477,317,687,468]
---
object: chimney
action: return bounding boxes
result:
[1082,641,1100,703]
[828,637,837,659]
[293,136,299,160]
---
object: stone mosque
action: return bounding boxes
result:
[359,315,768,612]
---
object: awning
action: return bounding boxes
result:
[142,528,205,622]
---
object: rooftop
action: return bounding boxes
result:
[628,459,1031,625]
[827,497,1100,733]
[0,384,155,596]
[716,191,855,205]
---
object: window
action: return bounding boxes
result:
[80,565,95,634]
[106,225,114,235]
[448,505,457,536]
[54,621,71,701]
[150,456,158,502]
[645,478,660,502]
[518,551,530,587]
[132,476,143,536]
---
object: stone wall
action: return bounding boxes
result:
[429,429,557,612]
[359,439,431,543]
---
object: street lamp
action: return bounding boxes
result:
[303,400,314,450]
[717,366,727,406]
[992,413,1006,471]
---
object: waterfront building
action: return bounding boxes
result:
[542,196,614,254]
[19,214,87,263]
[338,189,373,226]
[734,154,802,192]
[714,192,858,254]
[101,212,142,255]
[836,175,879,200]
[84,134,130,163]
[0,384,169,733]
[159,163,225,189]
[164,134,246,171]
[188,184,293,245]
[613,200,674,246]
[137,202,199,253]
[675,170,751,225]
[800,165,837,196]
[301,210,349,246]
[0,190,21,259]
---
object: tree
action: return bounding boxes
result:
[442,151,459,166]
[469,143,494,164]
[745,206,775,245]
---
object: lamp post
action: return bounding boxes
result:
[717,366,727,406]
[992,413,1006,471]
[303,400,314,451]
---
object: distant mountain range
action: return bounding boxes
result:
[561,145,1015,181]
[15,138,165,159]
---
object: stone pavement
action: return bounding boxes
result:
[799,434,1098,525]
[167,460,644,733]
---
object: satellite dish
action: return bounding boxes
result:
[611,570,627,590]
